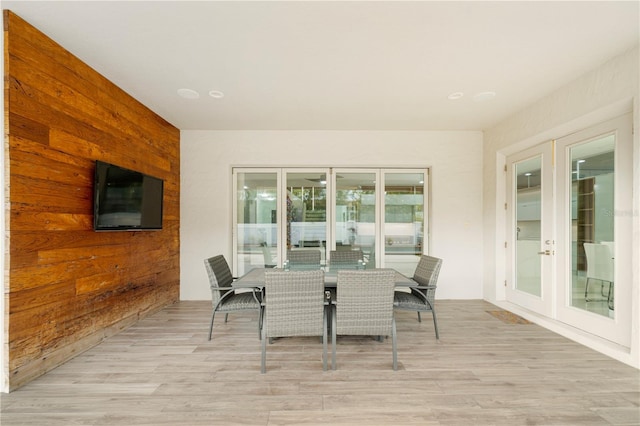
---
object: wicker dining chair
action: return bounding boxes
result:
[261,270,328,373]
[393,255,442,339]
[332,269,397,370]
[204,255,262,340]
[329,249,364,270]
[286,249,322,270]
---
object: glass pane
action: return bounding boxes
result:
[236,172,278,276]
[570,135,615,317]
[335,172,376,268]
[286,172,327,266]
[383,172,424,275]
[515,157,542,297]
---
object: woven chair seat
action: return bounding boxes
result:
[394,291,433,311]
[218,291,261,312]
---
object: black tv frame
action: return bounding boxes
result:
[93,160,164,231]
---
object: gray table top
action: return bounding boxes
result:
[233,267,415,288]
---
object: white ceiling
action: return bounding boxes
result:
[4,1,639,131]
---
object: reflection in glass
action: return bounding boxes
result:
[236,172,278,276]
[515,157,542,297]
[570,135,615,317]
[335,173,376,267]
[383,173,424,276]
[286,172,327,264]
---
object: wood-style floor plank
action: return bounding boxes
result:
[1,300,638,425]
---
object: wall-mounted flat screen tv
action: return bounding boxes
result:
[93,160,163,231]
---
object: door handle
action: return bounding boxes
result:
[537,250,552,255]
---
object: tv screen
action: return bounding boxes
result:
[93,161,163,231]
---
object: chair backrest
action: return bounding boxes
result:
[204,255,234,305]
[600,241,615,257]
[300,239,321,247]
[260,242,276,268]
[287,249,322,270]
[365,244,376,268]
[413,255,443,287]
[583,243,614,282]
[335,269,395,336]
[263,270,325,338]
[329,249,363,270]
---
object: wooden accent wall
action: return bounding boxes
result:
[3,11,180,390]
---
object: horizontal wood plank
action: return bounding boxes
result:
[5,10,180,390]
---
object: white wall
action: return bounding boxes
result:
[483,45,639,368]
[181,130,483,301]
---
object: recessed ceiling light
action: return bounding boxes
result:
[473,91,496,102]
[209,90,224,99]
[447,92,464,100]
[177,88,200,99]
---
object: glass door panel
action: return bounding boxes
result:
[234,171,279,276]
[333,171,377,267]
[506,142,554,317]
[569,136,615,316]
[382,171,426,276]
[285,171,328,266]
[515,157,543,297]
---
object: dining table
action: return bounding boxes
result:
[233,267,416,289]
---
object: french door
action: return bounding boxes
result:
[554,114,632,347]
[506,114,632,346]
[506,142,555,317]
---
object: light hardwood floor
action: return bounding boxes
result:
[1,300,639,425]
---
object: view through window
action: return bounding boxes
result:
[233,168,428,276]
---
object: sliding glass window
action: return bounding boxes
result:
[286,171,328,265]
[333,171,377,266]
[382,171,426,276]
[233,168,429,277]
[234,171,279,276]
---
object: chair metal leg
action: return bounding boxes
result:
[585,278,610,302]
[417,312,422,323]
[224,313,229,323]
[258,306,264,340]
[331,308,337,370]
[432,309,440,340]
[392,317,397,371]
[322,309,328,371]
[584,277,592,300]
[601,281,609,297]
[261,324,267,373]
[208,310,216,341]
